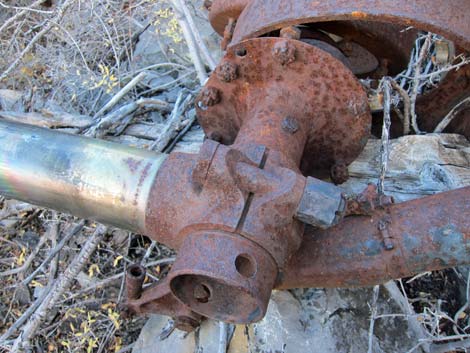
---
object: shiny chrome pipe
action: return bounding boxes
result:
[0,120,166,233]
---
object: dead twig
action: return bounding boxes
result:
[170,0,208,85]
[174,0,216,70]
[367,285,380,353]
[20,220,85,287]
[0,0,76,82]
[378,79,392,195]
[389,79,411,135]
[433,96,470,133]
[149,92,193,151]
[10,225,107,351]
[384,281,431,353]
[410,34,432,134]
[94,72,147,118]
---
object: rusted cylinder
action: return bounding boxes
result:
[126,264,146,300]
[278,186,470,289]
[0,120,166,233]
[169,231,277,324]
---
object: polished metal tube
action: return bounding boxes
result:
[0,120,166,233]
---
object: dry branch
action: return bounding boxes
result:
[11,225,107,351]
[0,0,76,82]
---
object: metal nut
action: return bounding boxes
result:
[217,61,239,82]
[281,116,299,134]
[280,26,301,40]
[272,40,296,65]
[296,177,346,229]
[330,162,349,185]
[199,87,221,108]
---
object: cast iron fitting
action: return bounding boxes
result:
[168,231,277,323]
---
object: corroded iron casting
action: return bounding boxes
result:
[0,0,469,331]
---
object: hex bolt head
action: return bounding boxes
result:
[280,26,301,40]
[199,87,221,108]
[330,162,349,185]
[281,116,299,134]
[272,40,296,65]
[217,61,239,82]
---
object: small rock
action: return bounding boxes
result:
[0,89,24,111]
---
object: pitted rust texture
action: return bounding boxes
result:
[417,62,470,138]
[196,37,371,177]
[278,186,470,289]
[231,0,470,51]
[169,231,278,323]
[145,140,306,267]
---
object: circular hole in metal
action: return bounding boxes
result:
[236,47,247,57]
[235,254,257,278]
[193,283,212,303]
[129,264,144,278]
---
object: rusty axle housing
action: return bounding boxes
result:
[0,0,468,331]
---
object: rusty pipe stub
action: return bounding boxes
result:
[169,231,277,323]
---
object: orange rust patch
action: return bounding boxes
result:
[351,11,368,19]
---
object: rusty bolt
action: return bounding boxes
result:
[280,26,301,40]
[272,40,296,65]
[330,162,349,185]
[281,116,299,134]
[217,61,238,82]
[199,87,221,108]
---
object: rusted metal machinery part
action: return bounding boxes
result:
[208,0,249,36]
[141,140,306,323]
[196,37,371,177]
[416,61,470,137]
[230,0,470,52]
[0,120,166,233]
[0,120,469,329]
[279,186,470,289]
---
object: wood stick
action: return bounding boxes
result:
[0,0,76,82]
[171,0,208,85]
[20,220,85,287]
[11,225,107,351]
[94,72,147,118]
[433,96,470,133]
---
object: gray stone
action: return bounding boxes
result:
[0,89,24,112]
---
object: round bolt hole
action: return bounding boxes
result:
[236,48,247,57]
[193,283,212,303]
[235,254,257,278]
[129,264,144,278]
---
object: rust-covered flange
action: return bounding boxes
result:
[231,0,470,51]
[196,37,371,177]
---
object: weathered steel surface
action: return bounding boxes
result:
[0,120,166,233]
[169,231,277,323]
[417,62,470,138]
[196,37,371,177]
[208,0,250,36]
[232,0,470,51]
[279,186,470,289]
[295,177,345,229]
